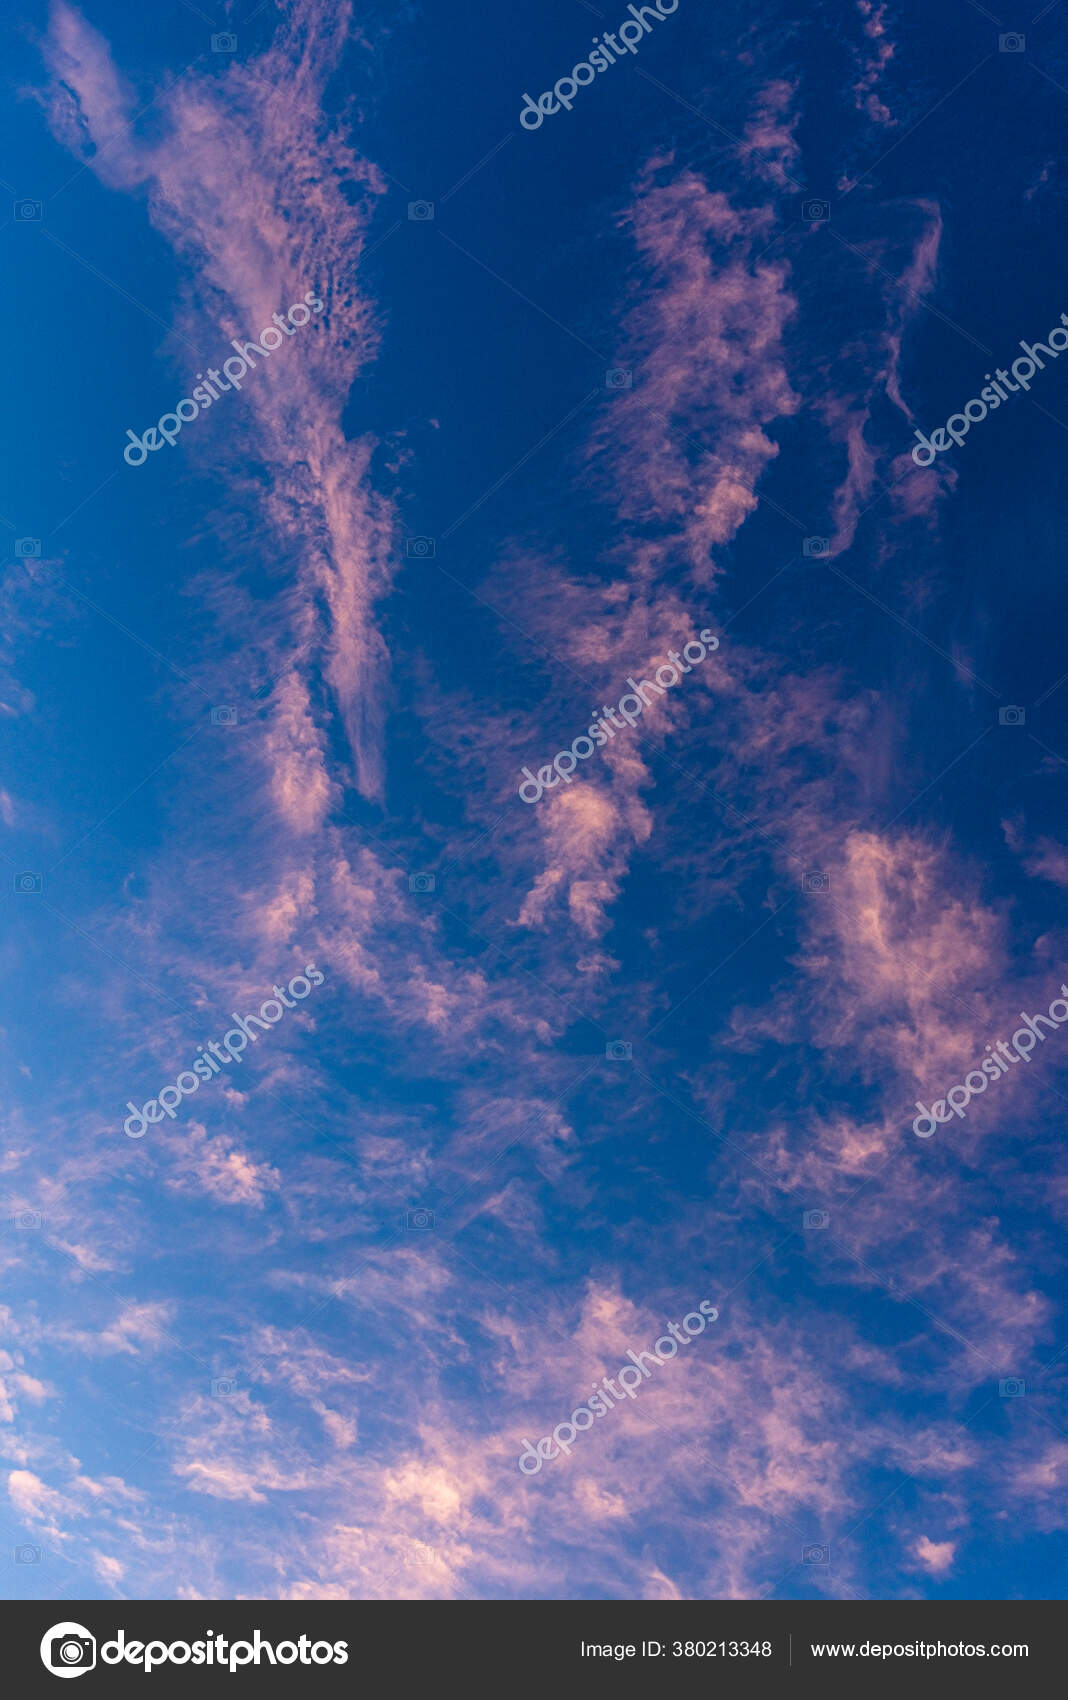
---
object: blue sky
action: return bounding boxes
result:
[1,0,1068,1601]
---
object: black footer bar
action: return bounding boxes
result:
[7,1599,1062,1693]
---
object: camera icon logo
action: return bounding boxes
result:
[14,872,43,895]
[802,871,829,893]
[15,538,42,558]
[802,1544,830,1564]
[802,536,828,558]
[16,1544,41,1563]
[409,872,436,894]
[605,1041,632,1061]
[605,368,633,390]
[999,32,1025,52]
[998,705,1025,726]
[14,1209,42,1229]
[210,705,237,725]
[408,200,435,221]
[407,1208,435,1229]
[211,31,237,51]
[210,1377,237,1396]
[40,1623,96,1678]
[14,200,43,222]
[803,1209,829,1230]
[999,1377,1026,1397]
[802,199,830,222]
[406,536,436,559]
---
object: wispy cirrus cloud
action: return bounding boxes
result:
[41,0,394,803]
[8,0,1068,1610]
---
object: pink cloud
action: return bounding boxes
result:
[1008,827,1068,888]
[587,152,798,581]
[853,0,897,126]
[163,1122,281,1209]
[913,1534,956,1573]
[40,1,394,801]
[741,81,801,187]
